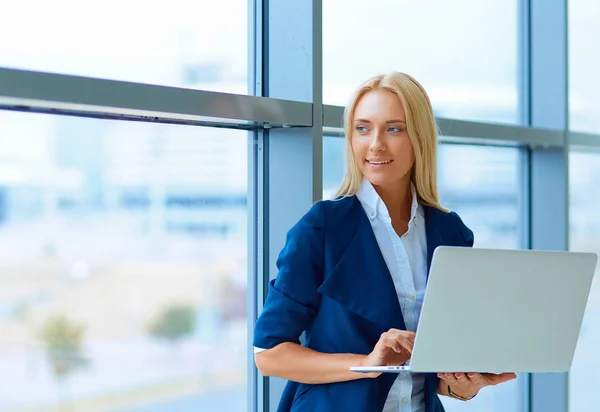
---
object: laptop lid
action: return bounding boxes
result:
[409,246,597,373]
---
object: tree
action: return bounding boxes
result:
[148,303,196,347]
[38,315,87,411]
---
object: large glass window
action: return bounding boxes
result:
[323,137,525,411]
[0,111,248,411]
[0,1,248,94]
[323,0,519,124]
[437,145,525,412]
[323,135,347,199]
[569,0,600,134]
[437,145,521,250]
[569,151,600,412]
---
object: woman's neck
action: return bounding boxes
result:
[373,178,413,222]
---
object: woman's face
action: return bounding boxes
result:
[351,89,415,190]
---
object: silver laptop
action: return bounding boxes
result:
[351,246,597,374]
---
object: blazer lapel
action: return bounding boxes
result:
[317,204,460,333]
[318,200,406,330]
[423,206,445,275]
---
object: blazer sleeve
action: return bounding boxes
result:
[450,211,474,247]
[252,201,325,350]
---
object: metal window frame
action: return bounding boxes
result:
[528,1,570,412]
[254,2,323,412]
[324,103,564,147]
[0,67,313,129]
[0,1,599,412]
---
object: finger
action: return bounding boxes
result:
[381,340,409,360]
[490,373,518,385]
[386,329,416,344]
[393,342,408,355]
[381,335,405,354]
[396,336,414,353]
[379,334,396,349]
[454,373,470,385]
[438,373,459,387]
[480,373,517,386]
[384,334,413,354]
[466,373,488,388]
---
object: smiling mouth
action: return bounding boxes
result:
[367,159,393,165]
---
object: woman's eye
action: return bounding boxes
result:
[389,127,403,133]
[356,125,368,133]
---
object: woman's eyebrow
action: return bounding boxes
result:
[354,118,406,124]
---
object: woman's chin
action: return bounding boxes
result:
[363,176,395,188]
[362,172,410,190]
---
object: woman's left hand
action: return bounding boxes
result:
[437,372,517,399]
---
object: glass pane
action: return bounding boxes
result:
[569,0,600,134]
[323,135,346,199]
[0,112,248,411]
[323,137,526,411]
[438,145,525,411]
[0,1,248,94]
[438,145,521,250]
[323,0,519,124]
[569,151,600,411]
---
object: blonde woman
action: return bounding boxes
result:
[253,72,516,412]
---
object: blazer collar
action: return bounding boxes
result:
[317,198,448,330]
[423,205,445,272]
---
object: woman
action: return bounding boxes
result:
[253,72,516,412]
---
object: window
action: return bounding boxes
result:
[569,0,600,134]
[323,0,519,124]
[0,111,248,411]
[323,137,526,411]
[437,145,521,250]
[323,135,346,199]
[437,144,525,412]
[569,151,600,411]
[0,1,248,94]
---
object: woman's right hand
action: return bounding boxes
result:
[360,329,416,377]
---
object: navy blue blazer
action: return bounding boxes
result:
[253,195,474,412]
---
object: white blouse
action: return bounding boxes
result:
[356,179,428,412]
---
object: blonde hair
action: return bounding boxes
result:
[334,72,447,212]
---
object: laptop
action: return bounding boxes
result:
[350,246,597,374]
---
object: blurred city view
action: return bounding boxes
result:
[0,114,249,412]
[0,0,599,412]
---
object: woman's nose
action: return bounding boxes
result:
[369,132,385,152]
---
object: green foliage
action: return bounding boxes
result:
[148,303,196,344]
[38,315,87,378]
